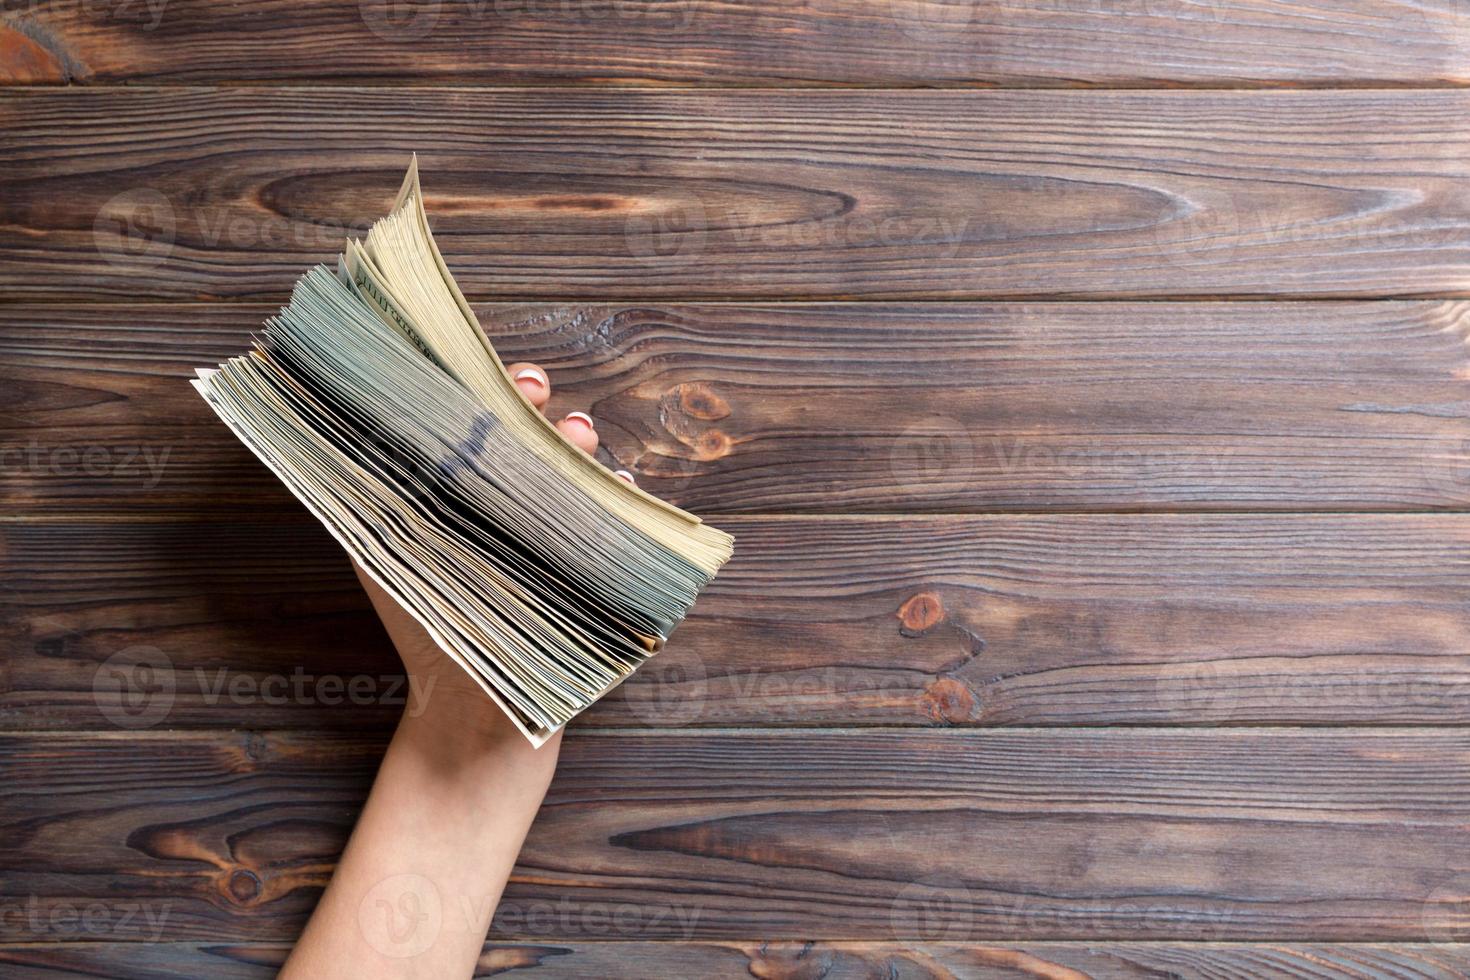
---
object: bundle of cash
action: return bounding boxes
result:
[193,159,734,745]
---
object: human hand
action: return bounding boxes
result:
[351,361,632,747]
[286,364,618,978]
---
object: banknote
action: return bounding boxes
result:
[193,159,733,745]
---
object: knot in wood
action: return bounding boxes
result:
[225,868,263,905]
[921,676,978,725]
[694,428,732,461]
[897,591,945,637]
[673,382,731,421]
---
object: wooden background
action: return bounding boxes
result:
[4,1,1470,977]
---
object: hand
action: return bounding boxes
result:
[352,361,627,743]
[285,362,628,979]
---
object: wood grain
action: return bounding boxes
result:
[2,941,1469,979]
[6,514,1470,731]
[2,0,1466,968]
[4,89,1469,301]
[7,300,1470,515]
[4,729,1469,942]
[3,0,1466,87]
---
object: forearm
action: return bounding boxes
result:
[282,711,562,979]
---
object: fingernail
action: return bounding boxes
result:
[615,469,635,484]
[514,368,545,387]
[564,411,594,430]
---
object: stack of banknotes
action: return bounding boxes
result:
[193,159,734,745]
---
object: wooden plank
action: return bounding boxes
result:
[2,941,1469,979]
[3,0,1466,87]
[3,729,1468,942]
[4,89,1468,301]
[6,514,1470,731]
[8,300,1470,515]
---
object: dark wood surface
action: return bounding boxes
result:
[6,730,1470,943]
[7,514,1470,730]
[4,942,1470,980]
[4,90,1470,302]
[4,0,1468,87]
[7,300,1470,514]
[2,2,1466,977]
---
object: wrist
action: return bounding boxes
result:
[396,701,564,770]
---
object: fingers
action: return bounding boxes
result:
[508,361,626,478]
[508,362,550,411]
[556,411,599,455]
[548,416,635,481]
